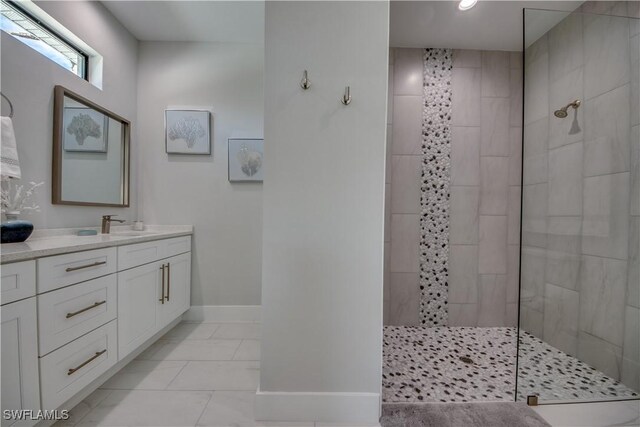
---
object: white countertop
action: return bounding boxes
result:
[0,225,193,264]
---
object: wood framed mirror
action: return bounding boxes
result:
[52,85,130,207]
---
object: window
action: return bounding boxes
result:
[1,0,88,79]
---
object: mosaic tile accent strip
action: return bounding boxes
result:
[419,48,453,327]
[382,326,639,403]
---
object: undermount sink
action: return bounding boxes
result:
[108,231,157,237]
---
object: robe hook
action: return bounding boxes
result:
[341,86,351,105]
[300,70,311,90]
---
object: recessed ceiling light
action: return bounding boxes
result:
[458,0,478,11]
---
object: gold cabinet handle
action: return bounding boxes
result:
[166,262,170,302]
[66,300,107,318]
[67,349,107,375]
[159,264,166,304]
[65,261,107,272]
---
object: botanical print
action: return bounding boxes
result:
[237,144,263,177]
[165,110,211,154]
[168,116,206,148]
[228,138,263,182]
[67,113,101,145]
[63,107,108,152]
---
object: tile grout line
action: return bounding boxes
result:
[230,339,244,361]
[193,390,214,427]
[164,360,190,391]
[71,389,113,427]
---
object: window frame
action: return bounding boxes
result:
[1,0,90,80]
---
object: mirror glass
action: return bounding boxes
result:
[53,86,130,206]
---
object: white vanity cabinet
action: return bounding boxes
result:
[1,260,36,305]
[1,260,40,427]
[0,230,192,418]
[159,252,191,328]
[117,261,161,358]
[117,245,191,359]
[1,297,40,427]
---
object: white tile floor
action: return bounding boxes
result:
[56,320,323,427]
[55,320,636,426]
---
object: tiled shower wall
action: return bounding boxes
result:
[384,48,523,327]
[520,1,639,390]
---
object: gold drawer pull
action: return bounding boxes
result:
[159,264,166,304]
[67,349,107,375]
[65,261,107,272]
[166,262,170,302]
[66,300,107,318]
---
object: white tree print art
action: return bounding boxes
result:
[228,138,263,182]
[237,144,263,177]
[165,110,211,154]
[67,113,101,145]
[63,107,108,152]
[168,116,205,148]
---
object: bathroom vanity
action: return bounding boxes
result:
[0,226,192,425]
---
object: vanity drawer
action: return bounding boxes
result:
[117,240,163,271]
[37,248,117,294]
[118,236,191,270]
[164,235,192,258]
[1,260,36,305]
[39,320,117,411]
[38,274,117,356]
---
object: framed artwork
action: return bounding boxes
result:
[228,138,264,182]
[165,109,211,154]
[63,107,109,152]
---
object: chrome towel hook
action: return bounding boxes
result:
[300,70,311,90]
[341,86,351,105]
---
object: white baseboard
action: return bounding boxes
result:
[183,305,261,323]
[254,388,381,424]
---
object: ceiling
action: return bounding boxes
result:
[101,1,264,44]
[102,0,583,50]
[390,0,584,51]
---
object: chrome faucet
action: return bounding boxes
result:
[101,215,125,234]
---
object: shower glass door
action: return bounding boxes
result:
[518,6,639,403]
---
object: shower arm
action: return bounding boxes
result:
[563,100,581,110]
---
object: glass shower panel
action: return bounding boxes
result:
[518,8,639,403]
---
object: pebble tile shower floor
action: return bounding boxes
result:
[383,326,639,403]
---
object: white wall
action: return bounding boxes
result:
[0,1,138,227]
[136,42,264,307]
[257,1,389,423]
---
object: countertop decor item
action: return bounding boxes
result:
[77,229,98,236]
[1,219,34,243]
[1,179,43,243]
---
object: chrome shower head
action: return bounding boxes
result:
[554,100,581,119]
[554,109,568,118]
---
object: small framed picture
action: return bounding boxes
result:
[228,138,264,182]
[165,109,211,154]
[63,107,109,152]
